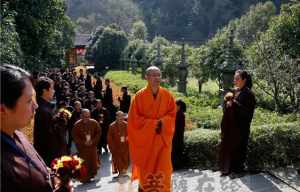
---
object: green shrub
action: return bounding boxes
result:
[251,108,298,127]
[247,122,300,170]
[183,122,300,170]
[183,128,220,169]
[188,107,222,130]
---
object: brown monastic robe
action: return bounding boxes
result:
[72,119,101,182]
[107,120,129,174]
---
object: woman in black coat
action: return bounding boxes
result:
[231,70,256,173]
[219,70,256,175]
[172,99,186,170]
[219,92,241,175]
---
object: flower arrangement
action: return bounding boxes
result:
[51,155,86,192]
[57,108,72,119]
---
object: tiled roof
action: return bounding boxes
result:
[75,34,91,46]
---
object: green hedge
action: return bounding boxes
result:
[183,122,300,170]
[247,122,300,170]
[183,128,219,169]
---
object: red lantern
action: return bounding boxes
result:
[76,47,85,55]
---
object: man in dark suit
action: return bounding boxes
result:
[34,77,57,166]
[118,86,131,114]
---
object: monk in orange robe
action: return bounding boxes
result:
[128,66,176,192]
[107,111,129,176]
[72,109,101,183]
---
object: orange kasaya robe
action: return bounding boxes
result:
[107,120,130,174]
[128,85,176,192]
[72,119,101,182]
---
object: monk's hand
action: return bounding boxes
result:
[155,120,162,134]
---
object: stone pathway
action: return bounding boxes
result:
[269,168,300,191]
[73,153,299,192]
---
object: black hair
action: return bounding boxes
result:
[1,64,32,109]
[58,101,67,109]
[235,69,253,89]
[176,99,186,113]
[32,71,39,79]
[35,76,53,97]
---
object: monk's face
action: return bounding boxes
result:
[81,110,90,123]
[146,69,161,88]
[116,113,124,122]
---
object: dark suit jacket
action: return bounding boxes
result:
[103,86,113,108]
[120,93,131,113]
[34,97,57,166]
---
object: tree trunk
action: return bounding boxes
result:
[198,79,203,93]
[274,85,281,112]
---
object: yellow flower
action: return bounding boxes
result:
[72,155,84,170]
[61,156,72,161]
[56,160,64,169]
[58,108,72,119]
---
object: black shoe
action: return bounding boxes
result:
[220,172,231,177]
[232,167,246,174]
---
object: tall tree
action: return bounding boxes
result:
[246,3,300,112]
[0,2,23,66]
[234,1,276,46]
[131,20,148,41]
[86,24,128,72]
[8,0,75,70]
[68,0,141,33]
[134,0,273,42]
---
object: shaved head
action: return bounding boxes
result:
[145,66,161,92]
[145,66,161,76]
[81,108,91,122]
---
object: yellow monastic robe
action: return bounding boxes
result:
[107,120,129,174]
[128,85,176,192]
[72,119,101,182]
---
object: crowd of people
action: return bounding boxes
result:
[32,67,134,182]
[1,64,260,192]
